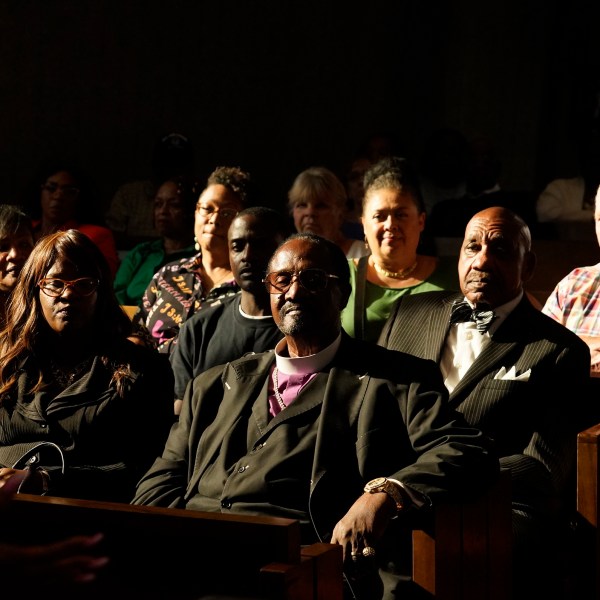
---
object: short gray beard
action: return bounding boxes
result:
[278,313,308,336]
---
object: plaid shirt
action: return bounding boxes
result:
[542,264,600,336]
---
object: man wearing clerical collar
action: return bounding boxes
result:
[133,232,498,599]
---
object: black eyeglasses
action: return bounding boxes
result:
[38,277,99,297]
[41,183,80,197]
[263,269,339,294]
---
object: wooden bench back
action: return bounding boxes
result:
[5,475,517,600]
[412,469,513,600]
[4,494,342,600]
[578,422,600,599]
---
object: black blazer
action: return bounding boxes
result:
[379,290,591,522]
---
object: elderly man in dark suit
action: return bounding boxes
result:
[133,232,498,599]
[378,206,591,599]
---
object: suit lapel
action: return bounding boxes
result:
[426,296,457,360]
[310,365,366,494]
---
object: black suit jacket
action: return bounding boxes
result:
[133,333,499,599]
[378,290,591,523]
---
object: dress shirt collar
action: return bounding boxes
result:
[274,332,342,375]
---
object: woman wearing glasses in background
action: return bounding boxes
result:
[25,162,119,278]
[0,230,174,502]
[134,166,250,353]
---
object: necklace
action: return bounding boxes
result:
[372,260,418,280]
[272,367,287,410]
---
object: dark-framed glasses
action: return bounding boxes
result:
[263,269,339,294]
[38,277,99,298]
[40,183,80,197]
[196,205,239,220]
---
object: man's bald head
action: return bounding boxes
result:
[458,206,535,308]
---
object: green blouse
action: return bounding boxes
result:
[341,255,459,343]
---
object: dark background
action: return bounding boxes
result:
[1,0,599,213]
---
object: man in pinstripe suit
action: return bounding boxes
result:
[378,206,591,599]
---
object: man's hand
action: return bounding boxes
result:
[330,492,397,562]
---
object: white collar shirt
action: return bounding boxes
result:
[440,292,523,393]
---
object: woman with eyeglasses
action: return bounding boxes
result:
[341,156,459,343]
[113,175,200,308]
[134,166,250,353]
[0,229,174,502]
[26,162,119,278]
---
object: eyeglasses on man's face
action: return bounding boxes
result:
[41,182,80,198]
[38,277,99,298]
[196,204,239,221]
[263,269,339,294]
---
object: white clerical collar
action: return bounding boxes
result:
[462,291,523,335]
[274,332,342,376]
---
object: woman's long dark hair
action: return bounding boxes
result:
[0,229,132,399]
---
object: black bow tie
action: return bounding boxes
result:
[449,299,497,334]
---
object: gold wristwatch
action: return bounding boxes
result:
[364,477,405,512]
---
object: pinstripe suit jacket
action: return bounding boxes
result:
[378,290,591,522]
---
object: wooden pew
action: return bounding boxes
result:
[577,421,600,599]
[120,304,138,319]
[3,494,343,600]
[412,469,513,600]
[4,478,514,600]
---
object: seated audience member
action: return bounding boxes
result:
[341,156,458,343]
[288,166,369,258]
[114,175,200,307]
[0,205,35,326]
[418,127,470,216]
[25,162,119,278]
[106,132,195,251]
[378,206,591,599]
[543,184,600,375]
[135,166,249,353]
[0,230,174,503]
[427,135,537,237]
[170,206,288,415]
[0,473,108,597]
[536,135,600,229]
[132,233,498,600]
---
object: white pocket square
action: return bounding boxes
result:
[494,366,531,381]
